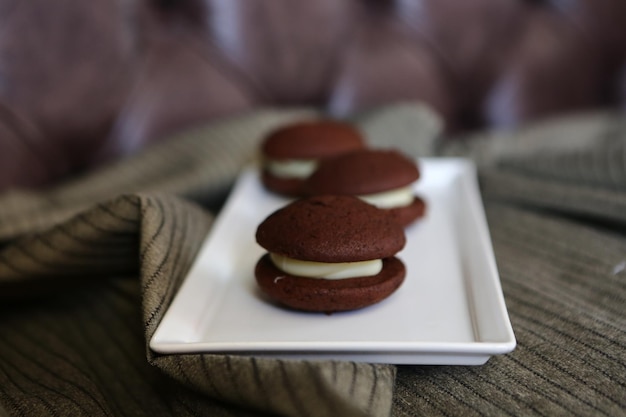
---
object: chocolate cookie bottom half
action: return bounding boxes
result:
[255,254,406,313]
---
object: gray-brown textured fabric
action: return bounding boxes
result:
[1,105,625,416]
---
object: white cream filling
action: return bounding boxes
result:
[265,159,318,179]
[358,186,414,209]
[270,253,382,280]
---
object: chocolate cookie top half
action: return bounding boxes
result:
[261,120,365,160]
[305,149,420,195]
[256,195,405,263]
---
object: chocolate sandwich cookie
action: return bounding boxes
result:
[260,120,365,196]
[255,195,406,313]
[304,149,426,227]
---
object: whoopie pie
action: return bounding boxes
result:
[255,195,406,313]
[304,149,426,227]
[260,120,365,196]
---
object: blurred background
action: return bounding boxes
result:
[1,0,625,190]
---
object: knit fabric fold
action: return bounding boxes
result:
[1,105,625,416]
[0,191,397,417]
[1,106,436,417]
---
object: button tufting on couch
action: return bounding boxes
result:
[0,0,625,189]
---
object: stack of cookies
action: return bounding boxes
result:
[255,120,426,313]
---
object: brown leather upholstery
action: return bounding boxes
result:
[1,0,625,189]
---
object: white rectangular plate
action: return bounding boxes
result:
[150,158,516,365]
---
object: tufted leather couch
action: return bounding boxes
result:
[1,0,625,190]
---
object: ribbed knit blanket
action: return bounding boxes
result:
[0,105,624,417]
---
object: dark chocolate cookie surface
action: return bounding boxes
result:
[305,149,420,195]
[260,171,307,197]
[389,196,427,227]
[261,120,365,160]
[256,195,406,263]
